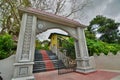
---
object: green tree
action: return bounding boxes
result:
[88,15,120,43]
[35,40,49,50]
[85,30,96,40]
[0,34,15,59]
[61,37,76,59]
[86,38,120,56]
[0,0,31,35]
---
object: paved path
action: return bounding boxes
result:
[34,70,120,80]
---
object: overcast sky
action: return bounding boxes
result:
[79,0,120,24]
[38,0,120,41]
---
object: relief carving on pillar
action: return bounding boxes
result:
[19,67,28,76]
[21,15,33,60]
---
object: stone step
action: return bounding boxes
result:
[33,60,65,69]
[33,50,65,73]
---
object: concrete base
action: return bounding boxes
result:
[12,76,34,80]
[111,76,120,80]
[76,67,96,74]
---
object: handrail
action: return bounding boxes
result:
[57,49,76,68]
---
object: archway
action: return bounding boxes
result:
[12,7,95,80]
[34,28,76,74]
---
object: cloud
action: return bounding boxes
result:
[77,0,109,24]
[103,0,120,17]
[78,0,120,25]
[115,14,120,22]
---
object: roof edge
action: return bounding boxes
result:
[18,7,86,28]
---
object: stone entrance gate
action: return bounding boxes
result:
[12,7,95,80]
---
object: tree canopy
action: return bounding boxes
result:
[0,33,15,59]
[88,15,120,43]
[0,0,31,35]
[86,38,120,56]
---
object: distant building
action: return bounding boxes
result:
[48,33,69,54]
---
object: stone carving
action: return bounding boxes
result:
[38,23,44,29]
[36,20,47,33]
[21,15,33,60]
[22,54,29,60]
[19,67,28,76]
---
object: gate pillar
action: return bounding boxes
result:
[12,13,36,80]
[75,27,96,73]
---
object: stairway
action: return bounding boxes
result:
[33,50,64,73]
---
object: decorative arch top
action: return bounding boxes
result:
[18,7,86,28]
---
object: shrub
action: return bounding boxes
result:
[0,34,15,59]
[87,38,120,56]
[35,40,49,50]
[61,37,76,59]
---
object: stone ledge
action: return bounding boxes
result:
[76,67,96,74]
[12,76,34,80]
[76,57,90,61]
[13,62,34,66]
[111,75,120,80]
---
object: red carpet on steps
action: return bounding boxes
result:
[40,50,55,70]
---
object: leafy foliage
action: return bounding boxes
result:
[61,36,120,57]
[0,34,15,59]
[35,40,50,50]
[0,0,31,35]
[61,37,76,59]
[85,30,96,40]
[88,15,120,43]
[86,38,120,56]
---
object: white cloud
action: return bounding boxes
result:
[115,14,120,22]
[103,0,120,17]
[77,0,120,25]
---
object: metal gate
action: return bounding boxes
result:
[58,50,76,74]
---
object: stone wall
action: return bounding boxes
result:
[94,52,120,70]
[0,55,15,80]
[89,56,96,69]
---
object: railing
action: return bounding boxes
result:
[57,49,76,74]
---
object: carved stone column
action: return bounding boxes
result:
[75,27,96,73]
[12,13,36,80]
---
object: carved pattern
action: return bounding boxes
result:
[21,15,33,60]
[19,67,28,76]
[36,20,47,33]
